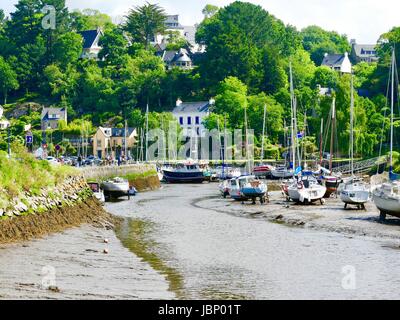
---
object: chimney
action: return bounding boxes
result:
[176,98,182,107]
[324,53,329,57]
[344,52,349,57]
[209,98,215,105]
[350,39,356,45]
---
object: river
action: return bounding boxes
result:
[1,183,400,300]
[107,183,400,300]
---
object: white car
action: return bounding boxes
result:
[46,156,60,165]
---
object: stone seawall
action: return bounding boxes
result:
[79,164,156,181]
[0,175,117,244]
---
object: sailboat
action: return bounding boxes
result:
[286,62,326,204]
[321,98,342,197]
[372,48,400,220]
[339,74,370,209]
[254,104,275,178]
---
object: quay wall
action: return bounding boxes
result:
[80,164,161,192]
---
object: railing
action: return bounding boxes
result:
[331,157,386,174]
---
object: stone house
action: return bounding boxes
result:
[41,107,67,130]
[321,52,352,74]
[93,127,137,159]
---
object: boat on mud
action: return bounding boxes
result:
[339,177,370,209]
[101,177,130,199]
[218,180,231,198]
[162,162,205,183]
[240,176,268,204]
[271,165,293,179]
[88,182,105,203]
[253,165,274,179]
[287,175,327,205]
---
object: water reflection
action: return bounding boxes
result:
[116,218,186,299]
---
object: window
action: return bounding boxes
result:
[179,117,184,125]
[187,117,192,125]
[195,116,200,125]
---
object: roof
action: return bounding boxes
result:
[173,101,210,114]
[162,50,177,63]
[111,128,136,138]
[321,54,346,67]
[41,107,67,121]
[183,26,197,46]
[162,48,192,64]
[352,44,377,57]
[165,15,184,30]
[78,29,102,49]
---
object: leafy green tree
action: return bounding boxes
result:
[311,66,339,89]
[196,1,298,94]
[98,27,128,65]
[53,32,83,68]
[301,25,351,65]
[0,56,19,104]
[123,2,167,50]
[202,4,219,19]
[69,9,113,31]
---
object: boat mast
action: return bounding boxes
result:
[261,104,267,163]
[289,62,297,175]
[145,102,149,162]
[390,48,395,173]
[350,74,354,177]
[319,118,324,166]
[222,114,227,178]
[329,97,336,174]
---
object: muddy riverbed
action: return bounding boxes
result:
[2,182,400,300]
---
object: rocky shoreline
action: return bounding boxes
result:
[0,175,117,244]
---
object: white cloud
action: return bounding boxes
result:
[2,0,399,43]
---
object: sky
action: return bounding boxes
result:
[1,0,399,43]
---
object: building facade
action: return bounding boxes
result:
[78,28,104,60]
[350,40,378,64]
[93,127,137,160]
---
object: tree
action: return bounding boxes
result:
[202,4,219,19]
[53,32,83,68]
[123,2,167,49]
[0,57,19,104]
[196,1,299,94]
[98,27,128,65]
[301,25,351,65]
[69,9,113,31]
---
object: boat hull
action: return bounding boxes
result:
[163,170,205,183]
[373,192,400,217]
[340,190,370,205]
[288,186,327,203]
[101,182,129,199]
[271,170,293,179]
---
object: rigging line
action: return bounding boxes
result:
[377,55,392,174]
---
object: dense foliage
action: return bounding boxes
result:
[0,1,399,159]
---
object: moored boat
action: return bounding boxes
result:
[101,177,130,199]
[253,164,274,179]
[240,176,268,204]
[162,162,205,183]
[287,176,326,204]
[88,182,105,203]
[271,165,293,179]
[339,177,370,209]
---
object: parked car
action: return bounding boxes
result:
[46,156,60,166]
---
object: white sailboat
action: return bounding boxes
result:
[372,48,400,220]
[285,62,327,204]
[339,74,370,209]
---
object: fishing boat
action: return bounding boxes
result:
[162,161,205,183]
[287,175,327,204]
[88,182,105,203]
[372,48,400,220]
[240,176,268,204]
[101,177,130,199]
[339,75,370,209]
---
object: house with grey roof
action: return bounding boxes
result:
[160,48,193,70]
[78,28,103,59]
[350,40,378,64]
[321,52,352,74]
[41,107,67,130]
[93,127,137,159]
[172,99,214,137]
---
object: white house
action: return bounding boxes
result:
[321,52,352,74]
[172,99,213,138]
[78,28,104,60]
[0,106,10,130]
